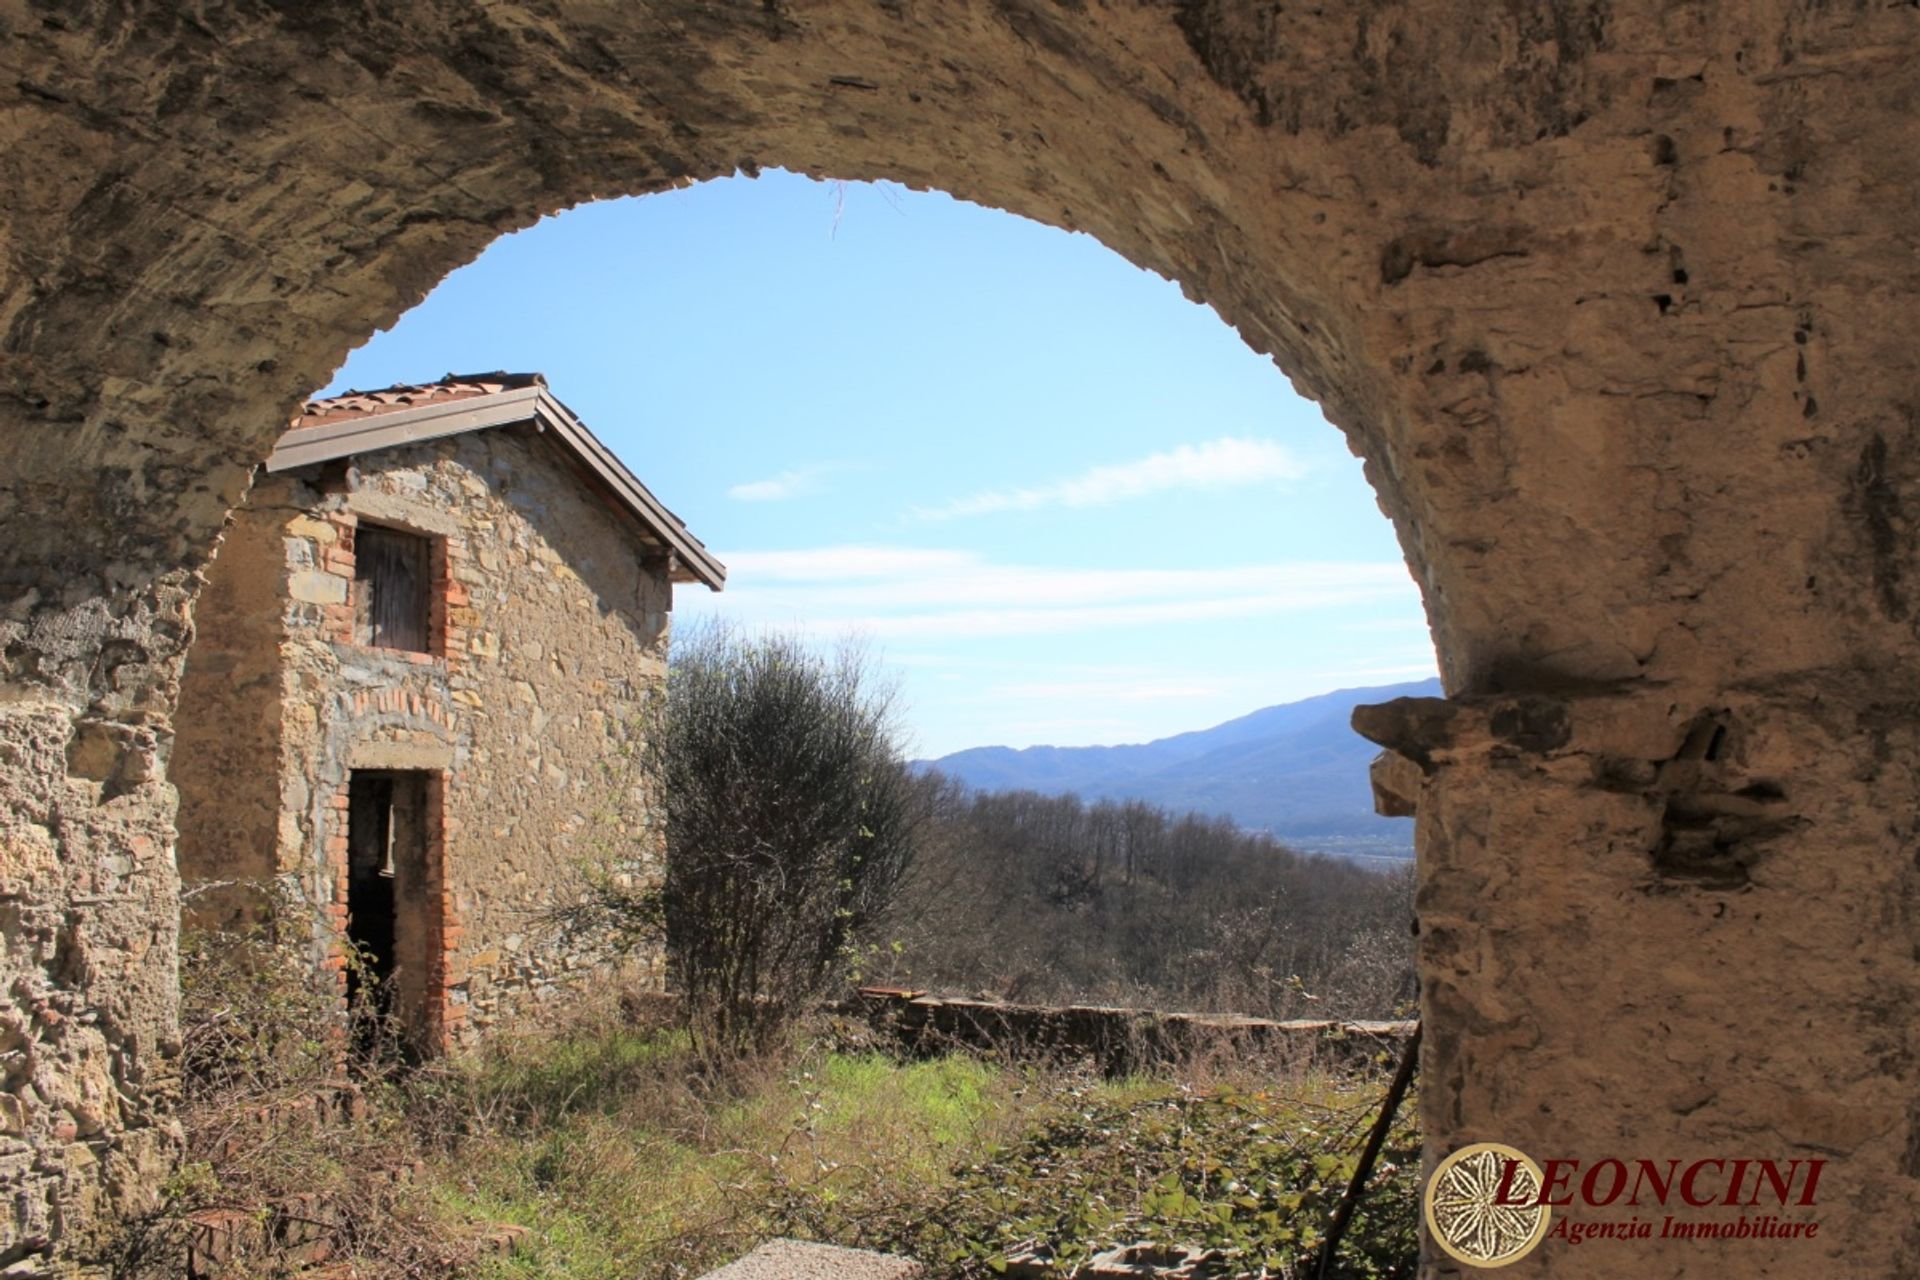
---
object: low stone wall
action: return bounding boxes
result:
[845,989,1415,1076]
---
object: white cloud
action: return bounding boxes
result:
[692,544,1417,643]
[726,462,846,502]
[834,592,1391,640]
[1339,617,1434,633]
[999,716,1137,739]
[725,546,1406,611]
[911,437,1306,522]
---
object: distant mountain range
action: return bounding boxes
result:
[918,677,1442,860]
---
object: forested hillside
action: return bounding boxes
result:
[872,775,1417,1021]
[921,678,1440,858]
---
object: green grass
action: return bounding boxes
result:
[422,1018,1022,1280]
[417,1014,1416,1280]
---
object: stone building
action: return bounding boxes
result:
[171,373,724,1053]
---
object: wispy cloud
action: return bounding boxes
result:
[991,679,1226,702]
[911,437,1306,522]
[727,462,848,502]
[722,547,975,580]
[998,716,1138,740]
[693,545,1416,642]
[1339,617,1434,633]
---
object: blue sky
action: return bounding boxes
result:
[324,172,1437,757]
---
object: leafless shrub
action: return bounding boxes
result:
[100,928,477,1280]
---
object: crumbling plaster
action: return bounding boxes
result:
[1,1,1918,1274]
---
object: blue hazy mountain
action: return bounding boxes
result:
[920,677,1442,859]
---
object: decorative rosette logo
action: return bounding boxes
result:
[1424,1143,1552,1268]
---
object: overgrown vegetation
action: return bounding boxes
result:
[427,999,1417,1280]
[899,1077,1418,1279]
[106,928,481,1279]
[126,945,1414,1280]
[877,781,1416,1020]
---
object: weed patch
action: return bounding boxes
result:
[432,1008,1415,1280]
[884,1078,1418,1278]
[103,929,485,1279]
[121,943,1414,1280]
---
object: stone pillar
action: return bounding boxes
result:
[0,407,252,1271]
[0,704,181,1269]
[1357,685,1920,1277]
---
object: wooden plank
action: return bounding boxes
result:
[354,525,430,652]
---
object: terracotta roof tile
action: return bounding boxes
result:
[297,372,545,427]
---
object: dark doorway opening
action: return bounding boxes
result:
[346,769,434,1054]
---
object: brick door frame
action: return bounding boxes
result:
[322,767,461,1054]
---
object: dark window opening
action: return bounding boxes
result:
[345,769,433,1054]
[354,524,432,652]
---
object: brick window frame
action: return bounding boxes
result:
[316,513,468,668]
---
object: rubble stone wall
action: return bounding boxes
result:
[848,989,1416,1076]
[4,2,1920,1274]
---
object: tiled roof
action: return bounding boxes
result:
[268,372,725,591]
[297,372,546,427]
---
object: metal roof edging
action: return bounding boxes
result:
[263,385,546,473]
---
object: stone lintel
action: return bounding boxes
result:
[346,739,455,771]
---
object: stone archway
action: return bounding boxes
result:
[3,3,1918,1274]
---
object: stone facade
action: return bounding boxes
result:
[173,384,713,1051]
[4,2,1920,1275]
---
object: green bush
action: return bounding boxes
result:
[565,623,927,1060]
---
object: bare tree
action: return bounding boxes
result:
[872,780,1417,1019]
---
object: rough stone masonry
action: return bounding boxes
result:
[2,2,1919,1276]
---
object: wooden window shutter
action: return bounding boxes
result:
[355,525,432,652]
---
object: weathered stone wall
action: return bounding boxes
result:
[3,1,1920,1274]
[848,989,1415,1077]
[1354,685,1908,1269]
[175,422,670,1049]
[173,501,292,931]
[0,707,179,1269]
